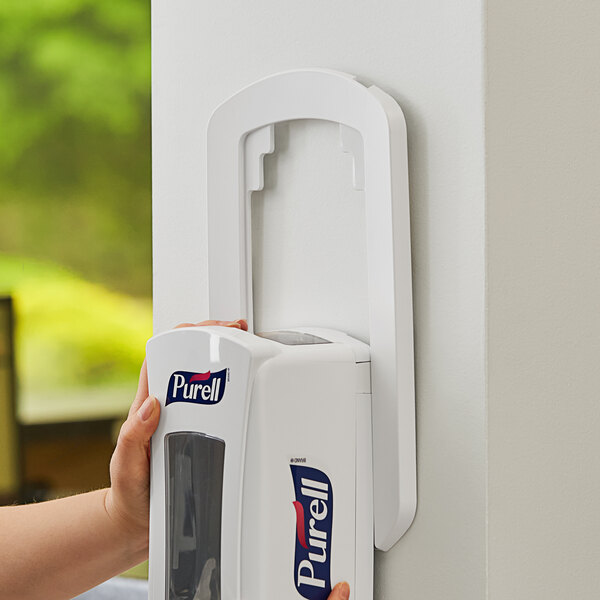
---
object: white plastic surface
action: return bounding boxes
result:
[207,69,415,549]
[147,327,273,600]
[147,326,373,600]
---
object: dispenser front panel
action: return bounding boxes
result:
[148,327,372,600]
[148,327,271,600]
[241,351,359,600]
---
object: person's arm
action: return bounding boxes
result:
[0,355,159,600]
[0,489,145,599]
[0,319,350,600]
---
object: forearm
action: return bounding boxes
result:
[0,489,147,600]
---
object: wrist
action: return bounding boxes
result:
[102,488,149,564]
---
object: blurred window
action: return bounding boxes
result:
[0,1,152,512]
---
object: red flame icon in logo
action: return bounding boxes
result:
[189,371,211,382]
[293,501,309,549]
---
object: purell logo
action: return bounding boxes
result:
[290,465,333,600]
[165,370,227,406]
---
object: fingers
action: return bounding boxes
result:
[175,319,248,330]
[235,319,249,331]
[193,319,247,329]
[329,582,350,600]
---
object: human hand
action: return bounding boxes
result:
[328,582,351,600]
[104,319,248,555]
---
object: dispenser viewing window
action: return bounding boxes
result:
[166,432,225,600]
[147,69,416,600]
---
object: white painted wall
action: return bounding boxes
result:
[152,1,486,598]
[486,1,600,598]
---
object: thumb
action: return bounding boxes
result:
[113,396,160,480]
[121,396,160,447]
[107,396,161,544]
[328,582,350,600]
[138,395,160,431]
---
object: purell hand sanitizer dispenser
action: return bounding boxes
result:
[147,69,416,600]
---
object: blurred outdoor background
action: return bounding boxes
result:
[0,0,152,574]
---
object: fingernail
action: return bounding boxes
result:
[227,323,241,328]
[138,397,155,421]
[338,582,350,600]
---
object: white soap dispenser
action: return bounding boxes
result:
[147,69,416,600]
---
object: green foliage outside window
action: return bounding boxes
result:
[0,1,153,417]
[0,0,151,296]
